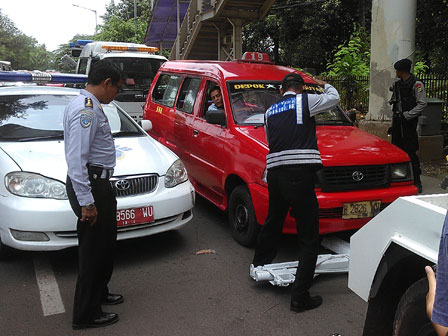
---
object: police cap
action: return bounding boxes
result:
[394,58,412,72]
[282,73,304,89]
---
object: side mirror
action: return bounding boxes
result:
[139,119,152,131]
[206,109,226,127]
[71,49,82,57]
[60,54,77,68]
[347,110,357,123]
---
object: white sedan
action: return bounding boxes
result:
[0,85,195,257]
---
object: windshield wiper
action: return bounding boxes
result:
[317,120,352,126]
[18,134,64,142]
[112,131,141,137]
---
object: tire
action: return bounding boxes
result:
[393,278,437,336]
[228,185,259,247]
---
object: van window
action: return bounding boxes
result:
[152,74,182,107]
[176,77,201,114]
[201,81,220,119]
[78,58,88,74]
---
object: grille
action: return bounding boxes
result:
[317,165,388,192]
[110,174,159,197]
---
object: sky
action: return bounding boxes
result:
[0,0,112,51]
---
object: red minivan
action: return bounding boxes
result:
[143,52,417,246]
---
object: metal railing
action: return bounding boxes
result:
[322,74,448,120]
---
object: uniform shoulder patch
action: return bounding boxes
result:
[79,109,94,128]
[85,97,93,108]
[415,83,423,92]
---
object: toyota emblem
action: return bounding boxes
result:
[352,171,364,182]
[115,179,131,191]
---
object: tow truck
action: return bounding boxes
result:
[250,192,445,335]
[68,40,167,121]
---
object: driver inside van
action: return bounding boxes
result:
[208,86,224,111]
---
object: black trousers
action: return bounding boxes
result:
[252,165,320,301]
[391,116,422,186]
[66,170,117,324]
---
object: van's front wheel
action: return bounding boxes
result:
[393,278,436,336]
[228,186,259,247]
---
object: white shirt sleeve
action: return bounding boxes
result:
[307,84,340,117]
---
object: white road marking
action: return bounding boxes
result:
[33,256,65,316]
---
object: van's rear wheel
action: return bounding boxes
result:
[228,186,259,247]
[393,278,436,336]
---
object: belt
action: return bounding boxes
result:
[87,164,114,180]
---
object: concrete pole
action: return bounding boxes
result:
[176,0,180,60]
[367,0,417,121]
[228,18,243,60]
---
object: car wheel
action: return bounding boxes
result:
[393,278,437,336]
[228,185,259,247]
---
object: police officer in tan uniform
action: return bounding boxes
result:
[389,58,427,193]
[64,60,124,330]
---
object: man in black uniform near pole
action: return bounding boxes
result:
[389,58,427,193]
[64,60,124,329]
[252,73,340,313]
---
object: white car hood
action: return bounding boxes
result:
[1,136,177,182]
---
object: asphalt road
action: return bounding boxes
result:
[0,195,368,336]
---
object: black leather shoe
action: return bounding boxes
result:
[290,295,322,313]
[72,312,119,330]
[102,293,124,305]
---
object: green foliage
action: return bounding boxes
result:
[325,29,370,77]
[243,0,371,73]
[414,61,429,76]
[94,0,150,43]
[416,0,448,75]
[93,16,147,43]
[324,28,370,111]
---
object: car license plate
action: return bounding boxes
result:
[116,206,154,227]
[342,201,381,219]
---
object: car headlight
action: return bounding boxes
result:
[164,159,188,188]
[390,162,413,182]
[5,172,68,199]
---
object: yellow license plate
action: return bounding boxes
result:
[342,201,381,219]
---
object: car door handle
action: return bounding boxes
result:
[193,130,199,136]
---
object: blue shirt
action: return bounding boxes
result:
[208,103,222,111]
[63,89,116,206]
[432,211,448,327]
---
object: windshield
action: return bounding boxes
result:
[0,94,142,141]
[227,81,352,126]
[106,57,165,91]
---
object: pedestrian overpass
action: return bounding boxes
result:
[145,0,275,60]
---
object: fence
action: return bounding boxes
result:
[322,74,448,121]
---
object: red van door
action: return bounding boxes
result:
[185,81,229,207]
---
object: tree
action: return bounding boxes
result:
[94,0,151,43]
[0,9,52,70]
[416,0,448,75]
[242,0,372,73]
[324,28,370,111]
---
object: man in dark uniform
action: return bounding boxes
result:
[64,60,124,329]
[389,58,427,193]
[252,73,340,312]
